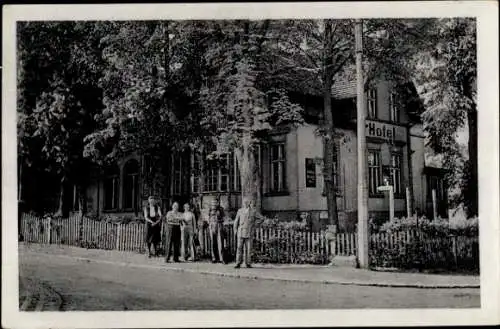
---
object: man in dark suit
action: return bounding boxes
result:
[208,200,225,263]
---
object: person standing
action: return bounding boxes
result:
[144,196,162,258]
[165,202,182,262]
[233,198,256,268]
[181,203,196,261]
[208,200,225,263]
[197,206,208,259]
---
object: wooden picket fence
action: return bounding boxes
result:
[18,213,478,269]
[251,228,331,264]
[334,232,357,256]
[19,213,336,263]
[369,229,479,270]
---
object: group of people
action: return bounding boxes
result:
[143,196,257,268]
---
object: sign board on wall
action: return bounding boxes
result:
[305,158,316,188]
[365,120,406,142]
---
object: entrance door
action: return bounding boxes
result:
[426,174,448,218]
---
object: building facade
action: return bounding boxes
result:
[78,76,447,232]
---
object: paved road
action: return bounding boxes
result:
[19,252,480,310]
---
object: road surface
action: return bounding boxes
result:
[19,252,480,310]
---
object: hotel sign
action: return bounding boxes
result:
[305,158,316,188]
[365,120,406,142]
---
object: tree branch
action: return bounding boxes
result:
[279,39,320,70]
[255,20,270,55]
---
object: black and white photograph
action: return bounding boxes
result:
[2,2,499,328]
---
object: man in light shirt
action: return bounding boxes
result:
[181,203,196,261]
[165,202,182,262]
[233,198,254,268]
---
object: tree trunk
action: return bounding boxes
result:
[463,79,478,218]
[55,175,67,217]
[198,147,205,210]
[322,20,339,228]
[467,108,478,217]
[406,127,415,215]
[18,157,23,202]
[235,134,261,211]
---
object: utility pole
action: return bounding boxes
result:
[355,19,369,268]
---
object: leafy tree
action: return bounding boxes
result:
[83,21,212,203]
[199,20,304,210]
[270,19,354,226]
[364,18,477,218]
[17,21,106,215]
[414,18,477,217]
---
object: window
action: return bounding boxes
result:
[103,166,119,211]
[192,152,201,193]
[367,88,377,119]
[204,157,218,192]
[123,159,140,211]
[270,143,286,192]
[233,153,241,191]
[219,153,230,192]
[389,91,400,123]
[390,153,402,194]
[368,150,382,195]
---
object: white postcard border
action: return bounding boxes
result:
[2,2,499,328]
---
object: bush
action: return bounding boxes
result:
[379,216,478,237]
[257,216,310,231]
[251,218,327,264]
[371,216,479,271]
[86,214,142,224]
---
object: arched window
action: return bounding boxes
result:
[103,165,119,211]
[123,159,140,211]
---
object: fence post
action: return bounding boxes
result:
[116,223,121,251]
[406,187,411,218]
[389,186,395,222]
[47,217,52,244]
[78,213,84,246]
[432,189,438,220]
[452,235,458,269]
[328,225,337,264]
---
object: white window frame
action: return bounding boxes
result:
[204,156,218,192]
[270,143,287,192]
[368,150,382,196]
[390,153,402,195]
[103,174,119,211]
[367,88,377,119]
[233,153,241,192]
[191,152,201,193]
[389,91,400,123]
[123,160,140,211]
[219,153,230,192]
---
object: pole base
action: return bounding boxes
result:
[328,255,358,268]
